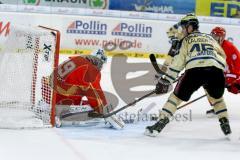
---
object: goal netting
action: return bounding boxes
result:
[0,24,60,129]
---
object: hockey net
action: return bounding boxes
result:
[0,24,60,129]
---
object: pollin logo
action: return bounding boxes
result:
[22,0,41,5]
[89,0,108,9]
[67,20,107,35]
[112,23,152,38]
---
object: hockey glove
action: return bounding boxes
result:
[168,38,181,57]
[155,78,171,94]
[225,74,240,94]
[226,84,240,94]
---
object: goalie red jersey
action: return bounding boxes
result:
[222,40,240,75]
[222,40,240,94]
[54,53,107,113]
[211,27,240,94]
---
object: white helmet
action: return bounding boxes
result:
[91,49,107,64]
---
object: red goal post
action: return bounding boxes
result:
[39,25,61,126]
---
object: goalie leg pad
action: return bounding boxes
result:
[105,114,125,130]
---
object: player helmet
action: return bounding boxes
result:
[180,13,199,30]
[211,27,226,40]
[91,49,107,64]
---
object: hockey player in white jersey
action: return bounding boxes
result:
[145,14,231,137]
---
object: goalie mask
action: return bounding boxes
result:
[84,49,107,70]
[91,49,107,64]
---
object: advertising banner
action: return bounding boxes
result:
[109,0,195,14]
[1,12,240,58]
[58,16,164,55]
[0,0,19,4]
[196,0,240,18]
[0,0,109,9]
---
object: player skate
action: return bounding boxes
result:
[144,117,169,137]
[219,117,232,135]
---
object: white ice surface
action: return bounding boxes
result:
[0,55,240,160]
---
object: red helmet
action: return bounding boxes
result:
[211,27,226,39]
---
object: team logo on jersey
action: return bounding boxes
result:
[112,23,152,38]
[67,20,107,35]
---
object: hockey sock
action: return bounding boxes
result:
[205,90,213,106]
[159,93,182,119]
[208,96,228,119]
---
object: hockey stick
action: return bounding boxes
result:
[151,94,207,120]
[149,53,180,83]
[88,90,156,118]
[177,94,207,110]
[149,54,166,75]
[89,54,178,119]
